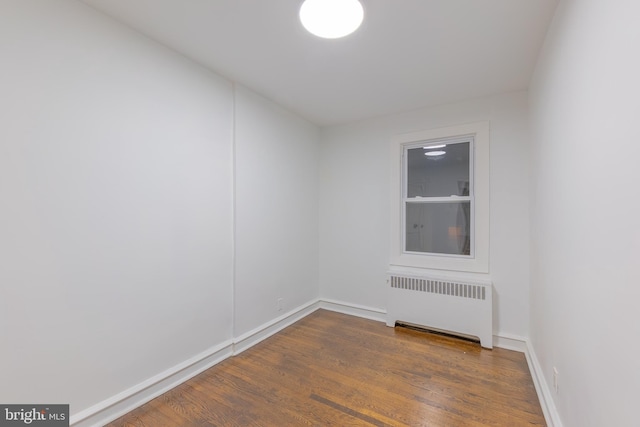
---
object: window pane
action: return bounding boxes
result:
[407,142,470,198]
[405,202,471,255]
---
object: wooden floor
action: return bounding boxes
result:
[107,310,545,426]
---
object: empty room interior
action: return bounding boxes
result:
[1,0,639,426]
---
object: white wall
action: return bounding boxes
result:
[0,0,317,420]
[319,92,531,338]
[529,0,640,425]
[0,0,235,411]
[16,0,639,425]
[234,86,319,337]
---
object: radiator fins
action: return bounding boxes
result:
[389,275,486,300]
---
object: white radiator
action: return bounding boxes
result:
[386,273,493,348]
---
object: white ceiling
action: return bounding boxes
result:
[80,0,558,126]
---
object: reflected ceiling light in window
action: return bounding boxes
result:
[299,0,364,39]
[423,144,446,150]
[425,150,446,156]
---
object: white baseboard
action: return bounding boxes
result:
[318,298,387,323]
[313,302,561,427]
[525,340,564,427]
[232,299,320,355]
[69,299,563,427]
[492,333,528,352]
[70,340,234,427]
[70,299,321,427]
[490,333,563,427]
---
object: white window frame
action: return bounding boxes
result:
[403,136,475,258]
[390,122,490,273]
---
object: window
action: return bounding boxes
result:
[404,137,473,256]
[390,122,489,273]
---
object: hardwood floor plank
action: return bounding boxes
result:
[106,310,545,426]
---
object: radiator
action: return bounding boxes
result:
[386,273,493,348]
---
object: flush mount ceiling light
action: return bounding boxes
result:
[299,0,364,39]
[423,144,447,150]
[425,150,447,157]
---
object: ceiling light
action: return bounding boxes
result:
[424,144,446,149]
[425,151,446,157]
[299,0,364,39]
